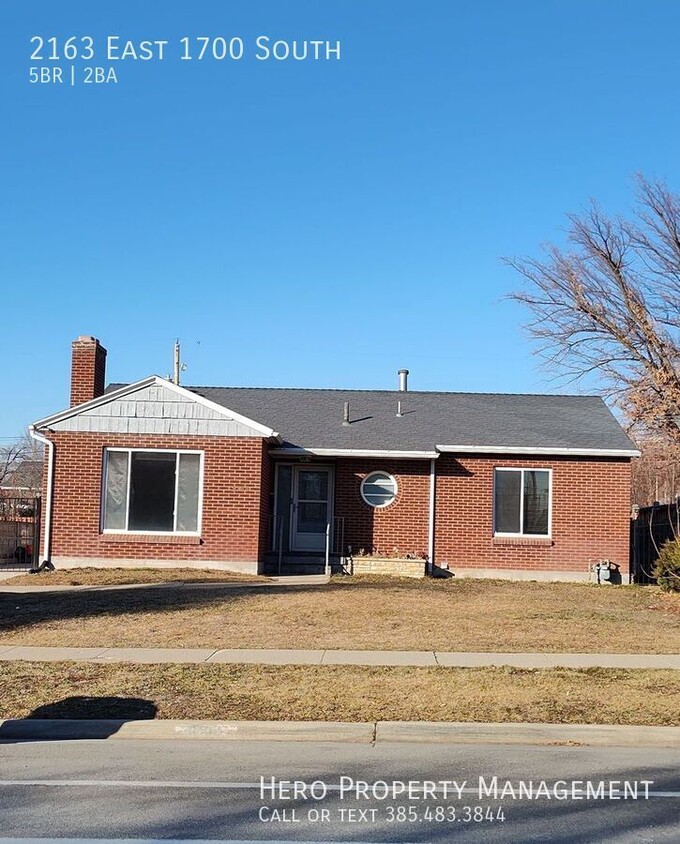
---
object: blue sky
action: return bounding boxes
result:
[3,0,680,436]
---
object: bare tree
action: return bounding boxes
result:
[508,176,680,441]
[632,438,680,505]
[0,436,43,492]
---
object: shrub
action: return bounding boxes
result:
[654,539,680,592]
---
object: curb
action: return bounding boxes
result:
[0,719,372,743]
[376,721,680,747]
[1,719,679,747]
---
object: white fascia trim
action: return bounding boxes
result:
[270,447,439,459]
[33,376,158,428]
[32,375,280,440]
[436,444,641,457]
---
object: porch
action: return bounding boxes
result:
[267,462,346,575]
[262,550,345,576]
[265,514,347,576]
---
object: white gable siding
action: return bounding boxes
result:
[50,384,265,437]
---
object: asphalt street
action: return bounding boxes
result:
[0,737,678,842]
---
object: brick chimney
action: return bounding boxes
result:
[70,335,107,407]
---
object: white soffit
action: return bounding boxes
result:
[270,447,439,459]
[435,444,641,457]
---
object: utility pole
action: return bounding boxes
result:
[173,339,181,385]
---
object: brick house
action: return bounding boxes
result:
[29,336,640,581]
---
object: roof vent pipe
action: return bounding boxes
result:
[342,401,351,426]
[398,369,409,392]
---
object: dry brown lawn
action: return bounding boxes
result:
[1,576,679,653]
[0,661,678,726]
[5,567,262,586]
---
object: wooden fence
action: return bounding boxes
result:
[630,501,680,584]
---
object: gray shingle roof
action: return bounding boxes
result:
[176,386,637,454]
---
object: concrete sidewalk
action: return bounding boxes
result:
[0,645,678,668]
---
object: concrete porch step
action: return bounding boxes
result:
[262,553,345,576]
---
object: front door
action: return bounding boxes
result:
[291,467,333,552]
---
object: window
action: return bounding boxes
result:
[360,471,398,508]
[102,449,202,533]
[494,468,550,536]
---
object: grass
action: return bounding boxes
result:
[5,567,263,586]
[1,576,679,653]
[0,661,678,725]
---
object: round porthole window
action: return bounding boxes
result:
[360,471,398,508]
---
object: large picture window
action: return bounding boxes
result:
[102,449,203,533]
[494,468,551,537]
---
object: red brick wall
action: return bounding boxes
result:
[434,454,632,576]
[70,337,107,407]
[334,460,431,558]
[332,455,631,576]
[39,438,632,577]
[42,432,268,564]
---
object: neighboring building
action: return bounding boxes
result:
[0,459,42,497]
[0,451,42,567]
[30,336,640,581]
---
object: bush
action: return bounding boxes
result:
[654,539,680,592]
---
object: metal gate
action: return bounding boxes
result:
[0,495,41,570]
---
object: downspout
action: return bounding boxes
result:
[29,425,54,565]
[428,457,436,574]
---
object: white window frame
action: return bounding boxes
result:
[101,447,204,535]
[493,467,552,538]
[360,471,398,509]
